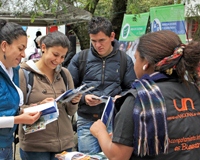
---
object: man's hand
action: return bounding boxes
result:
[85,94,102,106]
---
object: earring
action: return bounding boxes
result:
[42,51,44,53]
[3,54,6,60]
[143,64,147,71]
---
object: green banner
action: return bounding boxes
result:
[150,4,186,43]
[119,12,149,41]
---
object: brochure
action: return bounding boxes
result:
[91,95,109,103]
[92,96,115,104]
[22,84,94,134]
[56,84,94,103]
[101,96,114,127]
[23,101,58,116]
[23,101,59,134]
[55,151,108,160]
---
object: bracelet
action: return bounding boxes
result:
[70,101,78,105]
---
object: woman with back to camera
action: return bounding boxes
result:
[19,31,81,160]
[0,19,41,160]
[90,30,200,160]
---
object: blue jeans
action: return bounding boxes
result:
[0,145,13,160]
[20,148,72,160]
[77,116,112,154]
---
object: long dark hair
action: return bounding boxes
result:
[0,19,27,44]
[137,30,200,83]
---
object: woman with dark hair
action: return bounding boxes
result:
[19,31,81,160]
[0,19,41,160]
[90,30,200,160]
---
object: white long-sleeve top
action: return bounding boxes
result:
[0,117,14,128]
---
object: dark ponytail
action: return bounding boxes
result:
[180,41,200,82]
[137,30,200,83]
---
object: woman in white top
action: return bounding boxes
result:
[0,19,40,160]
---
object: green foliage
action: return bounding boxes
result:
[94,0,112,18]
[39,0,51,10]
[30,12,37,23]
[74,0,88,8]
[87,0,95,10]
[127,0,174,14]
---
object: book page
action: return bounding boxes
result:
[101,96,114,127]
[56,84,94,103]
[23,101,57,116]
[23,112,58,134]
[23,101,59,134]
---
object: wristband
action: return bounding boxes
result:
[71,101,78,105]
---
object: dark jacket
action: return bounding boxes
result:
[68,40,136,120]
[113,78,200,160]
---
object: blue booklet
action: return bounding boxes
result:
[56,84,94,103]
[23,101,59,134]
[23,101,58,116]
[101,96,114,127]
[92,95,115,104]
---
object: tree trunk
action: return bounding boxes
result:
[110,0,128,40]
[71,22,90,50]
[70,0,99,50]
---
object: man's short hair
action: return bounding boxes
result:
[88,16,113,37]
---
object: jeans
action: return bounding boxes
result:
[77,116,112,154]
[20,148,72,160]
[0,145,13,160]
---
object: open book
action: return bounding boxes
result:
[101,96,114,127]
[56,84,94,103]
[23,101,59,134]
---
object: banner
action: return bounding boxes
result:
[119,13,149,63]
[119,12,149,41]
[150,4,186,43]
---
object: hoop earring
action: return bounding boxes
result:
[143,65,147,71]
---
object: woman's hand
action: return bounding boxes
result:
[90,119,107,138]
[71,94,82,104]
[38,97,55,105]
[14,112,41,125]
[113,95,121,102]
